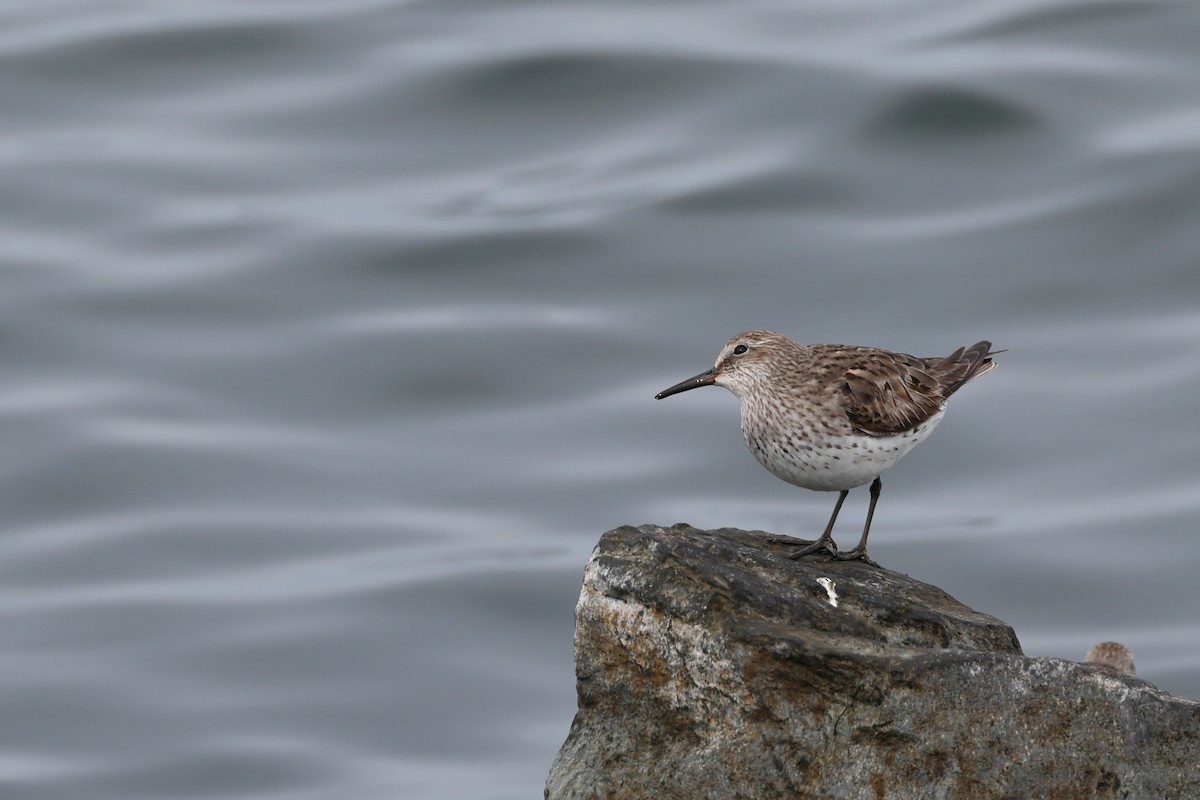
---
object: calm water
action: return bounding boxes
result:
[2,1,1199,798]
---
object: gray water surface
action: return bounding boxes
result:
[2,1,1200,798]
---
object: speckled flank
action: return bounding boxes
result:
[745,412,945,491]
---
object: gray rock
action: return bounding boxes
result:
[546,524,1200,800]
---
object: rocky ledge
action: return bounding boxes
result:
[546,524,1200,800]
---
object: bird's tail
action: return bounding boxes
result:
[932,341,1003,397]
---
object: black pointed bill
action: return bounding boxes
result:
[655,369,716,399]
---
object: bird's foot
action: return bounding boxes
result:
[787,538,839,560]
[834,548,880,568]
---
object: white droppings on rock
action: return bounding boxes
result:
[816,577,838,607]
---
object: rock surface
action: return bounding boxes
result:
[546,524,1200,800]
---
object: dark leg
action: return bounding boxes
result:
[788,490,847,560]
[836,477,881,567]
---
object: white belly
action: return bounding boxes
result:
[742,410,945,492]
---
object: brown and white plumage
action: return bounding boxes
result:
[1084,642,1135,676]
[656,330,1000,565]
[842,340,996,435]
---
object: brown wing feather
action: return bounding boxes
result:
[842,341,998,436]
[842,352,944,435]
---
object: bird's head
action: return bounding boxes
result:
[655,330,794,400]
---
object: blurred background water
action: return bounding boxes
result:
[2,0,1199,798]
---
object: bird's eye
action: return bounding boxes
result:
[733,344,748,355]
